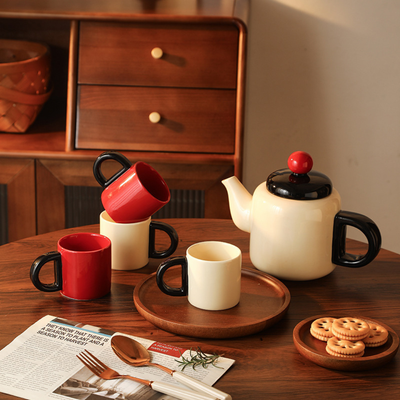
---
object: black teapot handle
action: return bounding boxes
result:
[332,211,381,268]
[93,151,132,188]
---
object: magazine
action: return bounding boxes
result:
[0,315,235,400]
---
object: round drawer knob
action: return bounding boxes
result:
[149,112,161,124]
[151,47,163,59]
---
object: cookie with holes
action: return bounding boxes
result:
[363,322,389,347]
[331,317,370,341]
[310,317,336,341]
[326,337,365,358]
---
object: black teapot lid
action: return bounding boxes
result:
[267,151,332,200]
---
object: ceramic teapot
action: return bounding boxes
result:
[222,151,381,281]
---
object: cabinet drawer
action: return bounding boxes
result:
[75,85,236,153]
[78,21,239,89]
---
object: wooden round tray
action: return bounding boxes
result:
[133,267,290,339]
[293,315,399,371]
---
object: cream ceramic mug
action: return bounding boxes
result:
[156,241,242,311]
[100,211,178,270]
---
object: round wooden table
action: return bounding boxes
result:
[0,219,399,399]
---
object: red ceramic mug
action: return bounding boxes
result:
[30,233,112,300]
[93,151,170,223]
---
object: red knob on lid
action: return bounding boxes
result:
[288,151,313,175]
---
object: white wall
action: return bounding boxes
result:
[243,0,400,253]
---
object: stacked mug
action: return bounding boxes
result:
[94,152,242,311]
[29,151,178,301]
[94,151,179,272]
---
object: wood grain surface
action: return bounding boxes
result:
[0,219,399,399]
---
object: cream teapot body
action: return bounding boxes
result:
[250,183,341,280]
[222,152,381,281]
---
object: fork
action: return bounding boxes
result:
[77,350,218,400]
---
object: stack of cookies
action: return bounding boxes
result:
[310,317,389,358]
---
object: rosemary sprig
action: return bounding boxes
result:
[175,347,223,371]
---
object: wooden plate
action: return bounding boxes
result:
[293,315,399,371]
[133,267,290,339]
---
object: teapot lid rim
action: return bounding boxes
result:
[267,169,332,200]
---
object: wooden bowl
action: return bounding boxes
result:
[293,315,399,371]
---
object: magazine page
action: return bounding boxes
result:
[0,315,235,400]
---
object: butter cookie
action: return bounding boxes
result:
[331,317,370,341]
[326,337,365,358]
[310,317,336,342]
[363,323,389,347]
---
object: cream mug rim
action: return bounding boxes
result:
[186,241,241,263]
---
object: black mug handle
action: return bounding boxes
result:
[93,151,132,188]
[332,211,381,268]
[30,251,63,292]
[156,257,188,296]
[149,221,179,259]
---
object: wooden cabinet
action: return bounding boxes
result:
[0,1,248,244]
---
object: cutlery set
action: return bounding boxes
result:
[77,336,232,400]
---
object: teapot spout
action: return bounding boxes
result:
[222,176,252,233]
